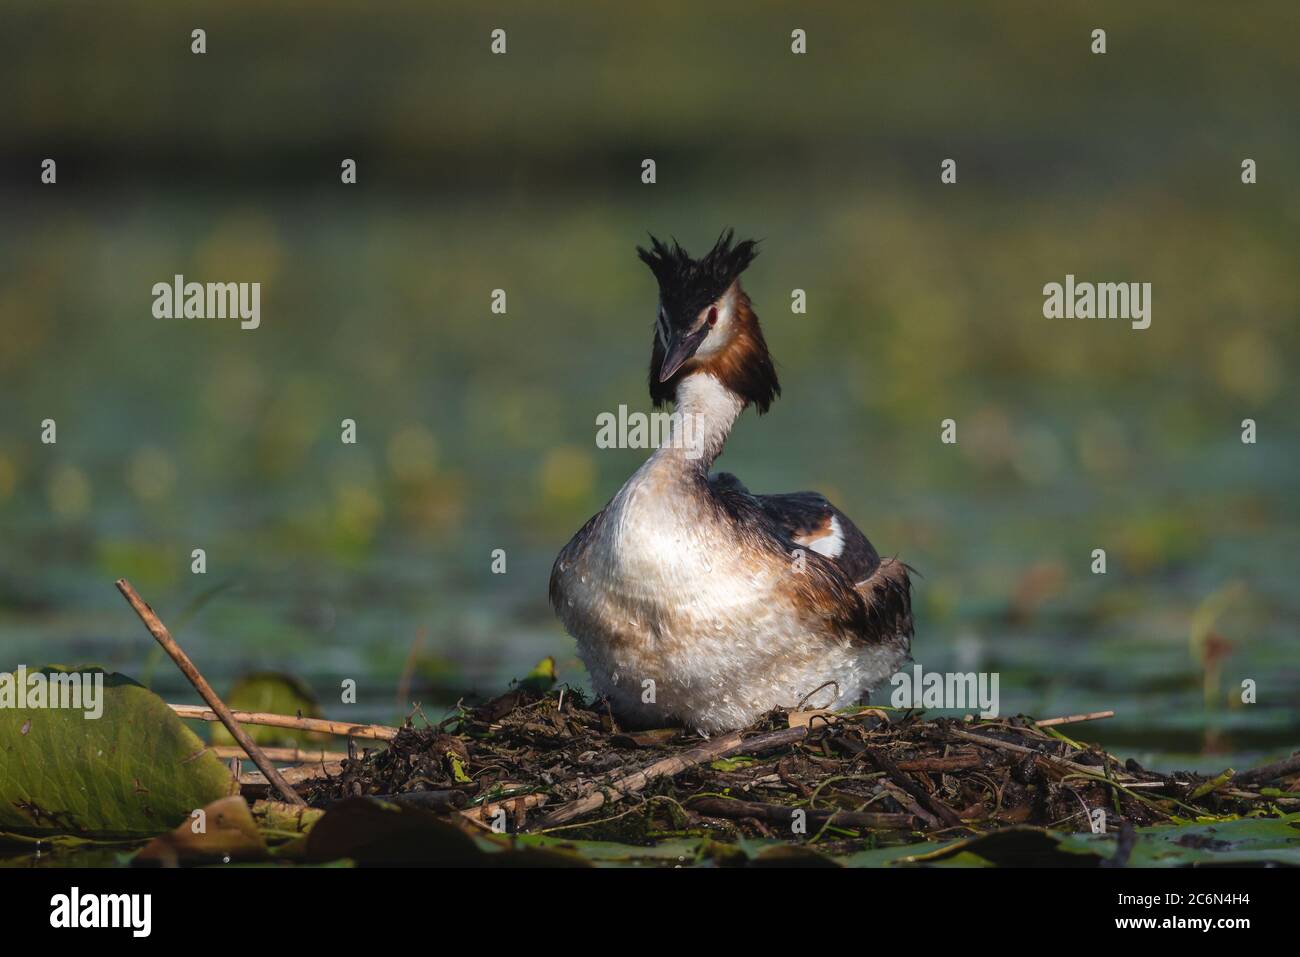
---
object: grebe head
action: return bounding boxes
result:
[637,229,780,413]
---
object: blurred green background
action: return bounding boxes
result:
[1,2,1296,772]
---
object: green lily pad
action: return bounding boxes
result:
[0,667,233,836]
[900,827,1102,866]
[875,813,1300,867]
[836,839,959,867]
[1058,814,1300,867]
[748,843,841,867]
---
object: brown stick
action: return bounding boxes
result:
[881,785,940,828]
[239,761,345,790]
[689,796,915,831]
[736,726,815,753]
[949,727,1111,777]
[1035,710,1116,728]
[213,745,349,763]
[1232,752,1300,786]
[895,753,984,773]
[115,579,307,807]
[537,725,811,828]
[868,747,964,828]
[461,791,551,829]
[169,703,399,741]
[537,731,741,827]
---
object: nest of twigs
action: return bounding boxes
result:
[295,686,1297,850]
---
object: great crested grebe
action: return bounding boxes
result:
[550,230,913,734]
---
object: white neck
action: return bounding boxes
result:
[650,371,744,472]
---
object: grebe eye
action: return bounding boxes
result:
[707,306,718,326]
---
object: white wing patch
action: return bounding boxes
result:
[806,515,845,558]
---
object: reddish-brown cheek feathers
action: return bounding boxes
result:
[690,297,780,413]
[650,291,781,412]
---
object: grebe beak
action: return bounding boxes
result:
[659,327,708,382]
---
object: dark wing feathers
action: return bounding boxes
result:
[706,473,912,651]
[710,475,881,583]
[755,490,881,583]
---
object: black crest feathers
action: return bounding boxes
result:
[636,229,759,331]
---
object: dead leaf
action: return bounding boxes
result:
[134,795,269,867]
